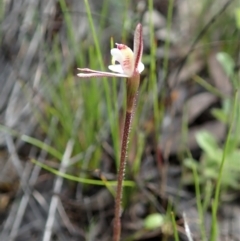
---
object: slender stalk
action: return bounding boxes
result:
[77,23,144,241]
[113,72,140,241]
[192,165,207,241]
[113,107,134,241]
[210,90,238,240]
[171,212,180,241]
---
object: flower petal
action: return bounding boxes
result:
[77,68,128,78]
[138,62,144,73]
[108,64,124,74]
[133,24,143,72]
[111,48,123,64]
[115,44,134,76]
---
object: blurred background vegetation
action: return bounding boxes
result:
[0,0,240,240]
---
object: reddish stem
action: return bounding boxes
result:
[113,109,133,241]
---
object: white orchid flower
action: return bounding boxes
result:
[77,24,144,79]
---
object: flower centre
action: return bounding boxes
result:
[116,44,134,76]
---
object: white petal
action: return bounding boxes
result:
[138,62,144,73]
[77,72,128,78]
[108,64,124,74]
[77,68,128,78]
[110,48,123,64]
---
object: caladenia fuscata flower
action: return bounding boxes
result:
[77,23,144,112]
[77,24,144,241]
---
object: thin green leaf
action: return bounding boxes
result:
[22,135,62,160]
[31,159,135,187]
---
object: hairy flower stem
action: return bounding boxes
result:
[77,23,143,241]
[113,110,133,241]
[113,75,139,241]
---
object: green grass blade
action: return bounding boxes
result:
[171,212,179,241]
[210,90,239,240]
[192,165,207,241]
[32,159,135,187]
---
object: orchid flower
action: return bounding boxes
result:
[77,23,144,79]
[77,24,144,241]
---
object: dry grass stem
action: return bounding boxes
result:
[42,140,74,241]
